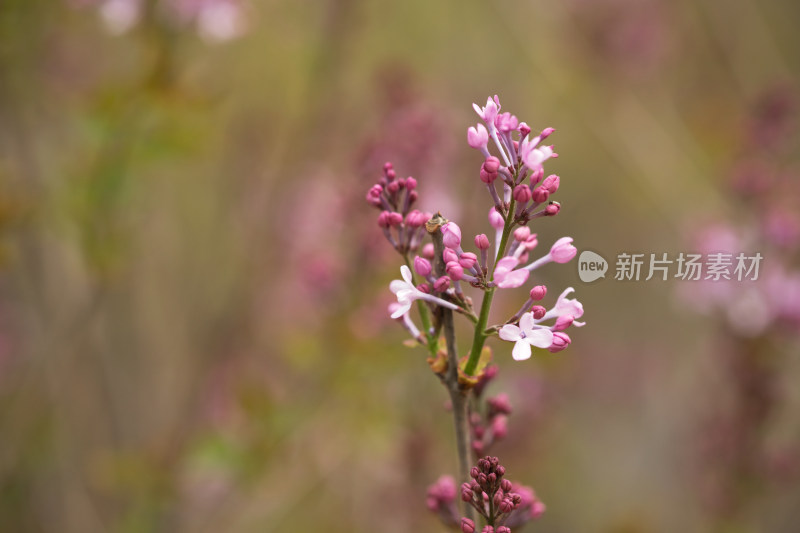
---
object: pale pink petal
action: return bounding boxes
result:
[524,328,554,348]
[400,265,414,284]
[497,269,529,288]
[519,312,535,332]
[498,324,522,342]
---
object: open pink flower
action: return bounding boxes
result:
[498,312,554,360]
[493,257,529,288]
[390,266,460,318]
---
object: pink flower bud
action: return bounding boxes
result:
[443,248,459,264]
[383,161,393,172]
[414,256,432,277]
[488,393,512,414]
[501,479,512,492]
[496,527,511,533]
[407,190,418,204]
[387,180,400,194]
[531,305,546,319]
[542,174,560,194]
[483,156,501,173]
[549,236,576,263]
[525,234,538,250]
[530,285,547,301]
[446,261,464,281]
[480,168,497,184]
[545,201,561,216]
[459,252,478,270]
[530,167,544,185]
[474,233,490,250]
[548,332,571,353]
[366,184,383,206]
[467,124,489,149]
[532,186,549,204]
[416,283,430,293]
[513,184,532,203]
[442,222,462,249]
[540,127,555,140]
[388,212,403,226]
[554,314,574,331]
[422,243,435,259]
[434,276,451,292]
[499,497,514,513]
[405,176,417,190]
[472,440,484,454]
[493,488,504,507]
[514,226,531,242]
[461,518,476,533]
[377,211,392,228]
[385,167,396,180]
[397,177,406,188]
[489,207,505,230]
[491,415,508,440]
[405,209,426,228]
[519,122,531,137]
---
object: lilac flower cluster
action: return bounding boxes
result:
[367,95,585,362]
[458,456,545,532]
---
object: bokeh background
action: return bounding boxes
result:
[1,0,799,531]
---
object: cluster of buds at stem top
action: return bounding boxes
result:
[374,95,587,364]
[366,162,431,254]
[457,456,545,531]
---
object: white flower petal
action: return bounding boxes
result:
[519,312,535,332]
[390,302,412,319]
[512,341,532,361]
[400,265,414,285]
[498,324,522,342]
[525,328,554,348]
[390,280,410,294]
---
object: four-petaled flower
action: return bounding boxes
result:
[498,313,554,361]
[390,265,460,318]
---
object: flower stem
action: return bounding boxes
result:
[429,216,475,522]
[462,198,517,376]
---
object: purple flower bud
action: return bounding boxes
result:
[513,184,532,203]
[478,473,488,486]
[383,161,393,172]
[446,261,464,281]
[542,174,560,194]
[422,243,435,259]
[470,467,480,479]
[488,393,512,415]
[493,489,504,507]
[377,211,392,228]
[549,331,571,353]
[530,167,544,185]
[405,176,417,190]
[443,248,459,264]
[481,525,495,533]
[489,207,505,230]
[366,184,383,206]
[480,168,498,184]
[501,479,512,492]
[549,236,576,263]
[491,415,508,440]
[414,256,432,277]
[483,156,501,173]
[474,233,490,250]
[513,226,531,242]
[495,465,505,477]
[545,201,561,216]
[434,276,451,292]
[461,518,476,533]
[442,222,462,249]
[499,498,514,513]
[488,472,497,485]
[531,305,546,319]
[554,314,574,331]
[496,526,511,533]
[407,190,419,204]
[417,283,431,294]
[406,209,426,228]
[459,252,478,270]
[530,285,547,301]
[532,186,549,204]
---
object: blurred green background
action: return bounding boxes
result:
[1,0,799,531]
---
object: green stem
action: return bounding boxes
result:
[462,197,517,376]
